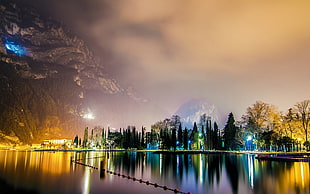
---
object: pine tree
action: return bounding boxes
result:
[163,126,170,150]
[101,128,105,148]
[74,135,79,148]
[172,126,177,151]
[184,128,189,150]
[213,122,219,149]
[223,113,237,150]
[83,127,88,148]
[132,126,137,148]
[192,122,199,149]
[141,126,146,149]
[206,117,212,149]
[177,123,183,148]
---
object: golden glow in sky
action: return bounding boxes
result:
[32,0,310,126]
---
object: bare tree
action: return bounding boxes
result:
[282,108,298,139]
[241,101,281,149]
[295,100,310,142]
[241,101,274,133]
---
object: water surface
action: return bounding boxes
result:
[0,150,309,194]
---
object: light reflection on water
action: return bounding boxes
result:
[0,150,309,194]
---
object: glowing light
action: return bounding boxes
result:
[82,166,91,194]
[199,154,203,183]
[83,113,95,120]
[4,39,27,56]
[247,154,254,188]
[247,136,252,141]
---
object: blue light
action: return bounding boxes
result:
[4,39,27,56]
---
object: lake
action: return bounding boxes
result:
[0,150,309,194]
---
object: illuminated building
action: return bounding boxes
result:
[42,139,73,149]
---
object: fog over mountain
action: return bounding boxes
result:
[175,98,223,129]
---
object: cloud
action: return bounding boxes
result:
[30,0,310,123]
[91,1,310,74]
[91,1,310,116]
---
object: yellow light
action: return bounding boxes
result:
[83,113,95,120]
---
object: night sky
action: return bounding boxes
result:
[25,0,310,126]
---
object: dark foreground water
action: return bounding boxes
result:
[0,150,309,194]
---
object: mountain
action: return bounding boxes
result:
[0,0,142,144]
[175,98,221,129]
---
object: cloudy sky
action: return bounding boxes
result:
[29,0,310,126]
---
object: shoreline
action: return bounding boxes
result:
[1,147,309,155]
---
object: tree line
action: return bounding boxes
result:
[75,99,310,151]
[238,100,310,151]
[76,115,222,150]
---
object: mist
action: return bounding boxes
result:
[25,0,310,127]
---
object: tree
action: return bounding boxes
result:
[241,101,272,133]
[149,128,159,148]
[177,123,183,148]
[281,108,298,138]
[131,126,137,148]
[123,126,131,149]
[295,100,310,142]
[101,128,105,148]
[223,113,237,150]
[73,135,79,148]
[199,114,208,149]
[172,126,177,151]
[163,125,170,149]
[304,141,310,151]
[171,115,181,129]
[191,122,199,149]
[83,127,88,148]
[170,115,180,151]
[278,136,293,152]
[241,101,280,149]
[141,126,146,149]
[205,117,212,149]
[213,122,220,149]
[183,128,189,150]
[259,131,275,151]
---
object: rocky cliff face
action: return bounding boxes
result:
[0,0,131,144]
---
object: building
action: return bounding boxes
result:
[42,139,73,149]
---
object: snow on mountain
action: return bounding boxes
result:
[175,98,220,129]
